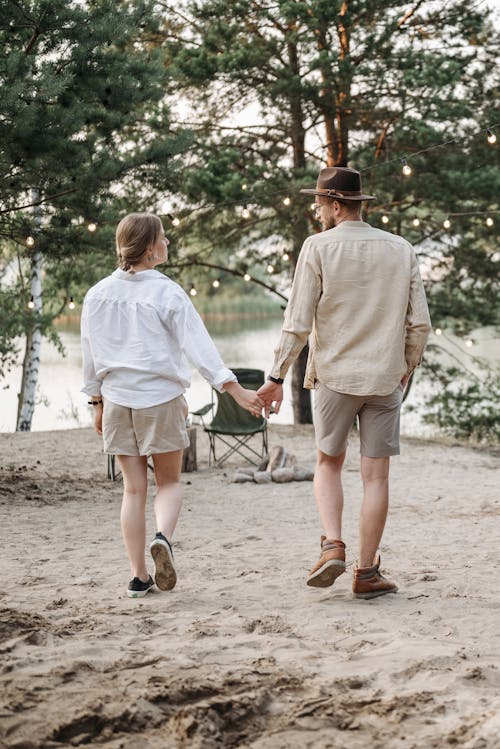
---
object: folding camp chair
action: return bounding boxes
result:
[196,368,269,468]
[107,454,154,481]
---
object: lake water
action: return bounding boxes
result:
[1,316,498,437]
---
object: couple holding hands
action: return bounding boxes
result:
[81,167,431,601]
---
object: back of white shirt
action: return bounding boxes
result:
[81,269,235,408]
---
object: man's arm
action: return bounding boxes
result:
[405,249,432,376]
[259,239,321,414]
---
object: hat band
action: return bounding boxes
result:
[318,188,362,197]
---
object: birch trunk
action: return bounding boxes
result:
[16,248,43,432]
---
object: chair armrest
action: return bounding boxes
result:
[190,403,213,417]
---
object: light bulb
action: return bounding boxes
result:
[310,203,316,211]
[435,328,442,336]
[283,197,291,206]
[465,339,473,348]
[212,279,220,288]
[242,183,247,191]
[242,206,250,219]
[412,218,420,227]
[68,297,75,310]
[28,296,35,309]
[267,264,274,273]
[487,129,496,145]
[26,236,35,247]
[87,222,97,232]
[190,286,197,297]
[381,215,389,224]
[401,158,412,176]
[485,216,494,227]
[244,273,251,282]
[443,219,451,229]
[172,216,180,227]
[283,253,289,261]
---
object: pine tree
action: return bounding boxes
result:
[159,0,500,428]
[0,0,190,429]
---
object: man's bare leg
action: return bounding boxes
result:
[313,450,346,540]
[359,456,390,567]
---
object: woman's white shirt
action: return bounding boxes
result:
[81,269,236,408]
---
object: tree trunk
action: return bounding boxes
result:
[16,247,43,432]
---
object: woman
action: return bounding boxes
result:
[81,212,263,598]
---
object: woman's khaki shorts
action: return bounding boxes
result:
[314,383,404,458]
[102,395,190,457]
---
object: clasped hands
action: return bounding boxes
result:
[224,380,283,419]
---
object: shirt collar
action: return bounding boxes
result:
[112,269,164,281]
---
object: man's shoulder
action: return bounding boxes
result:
[308,222,412,251]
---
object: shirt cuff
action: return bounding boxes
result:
[213,368,237,393]
[81,383,103,397]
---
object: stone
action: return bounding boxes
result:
[271,467,295,483]
[254,471,272,484]
[293,466,314,481]
[233,472,255,483]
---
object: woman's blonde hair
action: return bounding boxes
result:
[116,212,163,271]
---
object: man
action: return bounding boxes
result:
[258,167,431,599]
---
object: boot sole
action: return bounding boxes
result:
[353,587,398,600]
[307,560,346,588]
[150,541,177,591]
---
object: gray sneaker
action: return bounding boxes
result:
[149,532,177,591]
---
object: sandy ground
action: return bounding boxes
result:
[0,424,499,749]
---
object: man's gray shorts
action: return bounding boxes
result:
[313,383,404,458]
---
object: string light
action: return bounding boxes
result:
[283,252,289,261]
[189,284,197,297]
[310,203,316,211]
[283,196,291,206]
[212,279,220,288]
[485,216,494,227]
[87,222,97,233]
[401,157,412,176]
[486,129,497,145]
[68,296,75,310]
[435,328,442,336]
[242,183,247,191]
[412,218,420,227]
[267,264,274,273]
[26,236,35,247]
[443,218,451,229]
[242,205,250,219]
[172,217,180,227]
[27,295,35,309]
[381,215,389,224]
[465,339,473,348]
[243,273,251,281]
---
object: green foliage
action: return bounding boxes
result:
[0,0,190,377]
[422,356,500,444]
[158,0,499,434]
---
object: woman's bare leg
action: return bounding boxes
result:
[151,449,184,539]
[117,455,148,581]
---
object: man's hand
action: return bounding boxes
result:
[223,382,265,417]
[257,381,283,418]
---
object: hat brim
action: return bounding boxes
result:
[300,188,376,201]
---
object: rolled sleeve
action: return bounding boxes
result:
[270,239,321,380]
[405,250,432,373]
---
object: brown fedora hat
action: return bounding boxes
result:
[300,167,375,201]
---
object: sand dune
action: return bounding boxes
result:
[1,425,499,748]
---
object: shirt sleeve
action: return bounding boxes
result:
[405,249,432,374]
[270,238,322,380]
[173,292,237,392]
[80,296,104,397]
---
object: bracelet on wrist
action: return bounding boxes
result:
[267,375,284,385]
[88,399,103,406]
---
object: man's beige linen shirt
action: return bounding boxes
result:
[270,220,431,396]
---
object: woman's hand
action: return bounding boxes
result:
[93,404,103,435]
[223,382,265,417]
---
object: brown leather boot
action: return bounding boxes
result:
[306,536,346,588]
[352,555,397,599]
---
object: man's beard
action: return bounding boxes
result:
[322,215,336,231]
